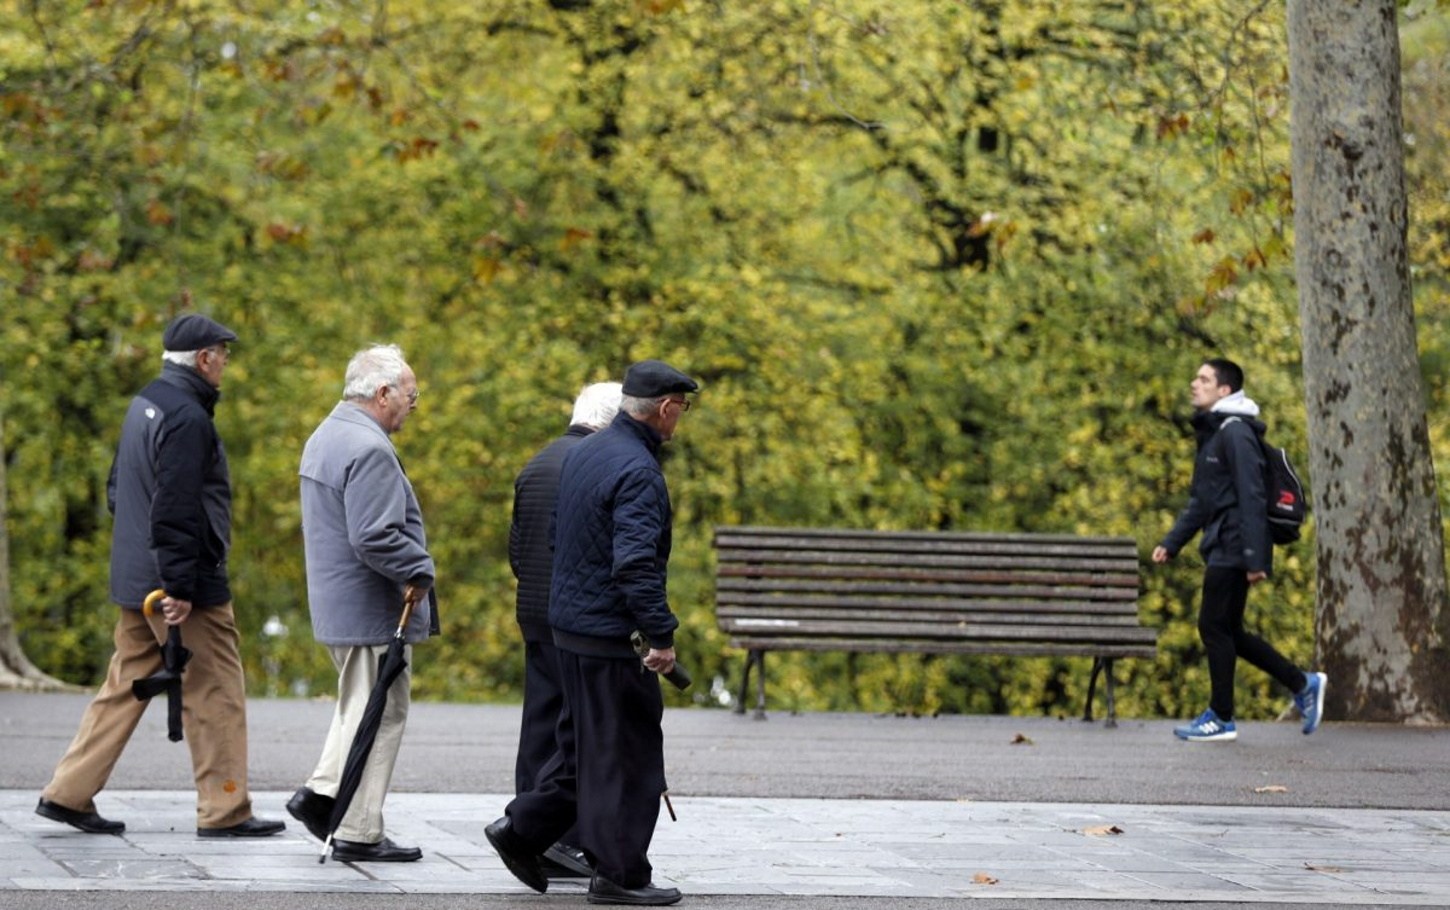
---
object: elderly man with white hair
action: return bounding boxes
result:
[507,381,623,881]
[286,344,437,863]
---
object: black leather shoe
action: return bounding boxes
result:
[35,798,125,835]
[331,836,423,863]
[542,840,593,878]
[587,874,682,906]
[285,786,335,841]
[485,817,547,893]
[197,817,286,838]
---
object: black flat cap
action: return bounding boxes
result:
[162,313,238,352]
[622,360,699,398]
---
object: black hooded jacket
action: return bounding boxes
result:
[1159,408,1273,574]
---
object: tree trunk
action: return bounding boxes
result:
[1286,0,1450,722]
[0,412,73,691]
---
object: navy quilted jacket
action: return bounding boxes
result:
[548,412,679,651]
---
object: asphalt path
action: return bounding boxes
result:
[4,693,1447,809]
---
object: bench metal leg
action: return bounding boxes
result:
[1083,657,1119,728]
[734,650,768,719]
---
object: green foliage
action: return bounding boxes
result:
[2,0,1444,721]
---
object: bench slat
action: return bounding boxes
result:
[717,577,1137,602]
[720,616,1157,643]
[719,607,1144,627]
[717,549,1140,574]
[725,635,1158,660]
[717,592,1138,614]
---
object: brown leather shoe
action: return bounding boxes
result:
[36,798,125,835]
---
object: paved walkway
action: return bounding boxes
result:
[4,790,1450,903]
[5,692,1450,904]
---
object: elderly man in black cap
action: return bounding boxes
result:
[36,313,285,839]
[486,360,696,907]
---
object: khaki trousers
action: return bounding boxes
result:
[42,604,255,829]
[306,643,411,843]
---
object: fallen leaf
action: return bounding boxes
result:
[1254,785,1290,794]
[972,872,999,885]
[1011,733,1034,745]
[1305,862,1344,873]
[1083,824,1124,836]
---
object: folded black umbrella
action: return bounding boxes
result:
[131,589,191,742]
[319,589,420,862]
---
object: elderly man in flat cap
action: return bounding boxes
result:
[37,313,285,839]
[486,359,697,907]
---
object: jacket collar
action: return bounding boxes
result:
[331,400,393,440]
[614,411,662,456]
[158,362,220,415]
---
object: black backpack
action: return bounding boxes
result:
[1223,417,1308,545]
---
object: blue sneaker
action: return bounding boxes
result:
[1174,708,1238,742]
[1295,672,1327,735]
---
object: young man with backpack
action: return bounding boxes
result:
[1152,358,1326,742]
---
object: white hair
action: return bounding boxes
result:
[343,344,409,400]
[161,350,200,367]
[571,382,623,430]
[620,394,664,418]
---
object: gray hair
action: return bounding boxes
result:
[343,344,410,401]
[621,394,665,418]
[571,382,623,430]
[161,350,200,367]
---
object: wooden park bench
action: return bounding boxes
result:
[713,525,1156,726]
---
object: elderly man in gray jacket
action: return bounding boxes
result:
[286,344,436,864]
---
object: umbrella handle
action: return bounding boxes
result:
[142,589,167,618]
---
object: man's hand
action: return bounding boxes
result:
[403,582,431,607]
[1247,570,1268,586]
[1151,545,1171,564]
[160,596,192,625]
[643,646,676,675]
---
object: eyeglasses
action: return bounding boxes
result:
[392,385,420,405]
[204,345,230,362]
[667,397,692,412]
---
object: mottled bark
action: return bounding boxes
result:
[0,414,72,691]
[1287,0,1450,722]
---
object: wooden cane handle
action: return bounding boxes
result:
[142,589,167,618]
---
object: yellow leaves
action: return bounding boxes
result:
[386,136,440,163]
[255,150,310,181]
[637,0,684,14]
[561,227,594,252]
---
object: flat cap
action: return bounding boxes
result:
[162,313,238,352]
[622,360,699,398]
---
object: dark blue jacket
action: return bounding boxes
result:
[510,424,594,642]
[107,363,232,607]
[549,412,679,655]
[1160,409,1272,574]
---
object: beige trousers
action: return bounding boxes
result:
[306,643,412,844]
[42,604,255,829]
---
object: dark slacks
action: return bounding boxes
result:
[1199,565,1305,721]
[515,640,566,794]
[507,651,666,888]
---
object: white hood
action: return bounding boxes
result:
[1210,390,1261,417]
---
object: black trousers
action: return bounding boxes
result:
[1199,565,1305,721]
[516,640,565,794]
[507,651,666,888]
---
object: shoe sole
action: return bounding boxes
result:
[332,850,423,863]
[196,825,286,838]
[587,893,683,907]
[1177,730,1238,742]
[1303,673,1327,735]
